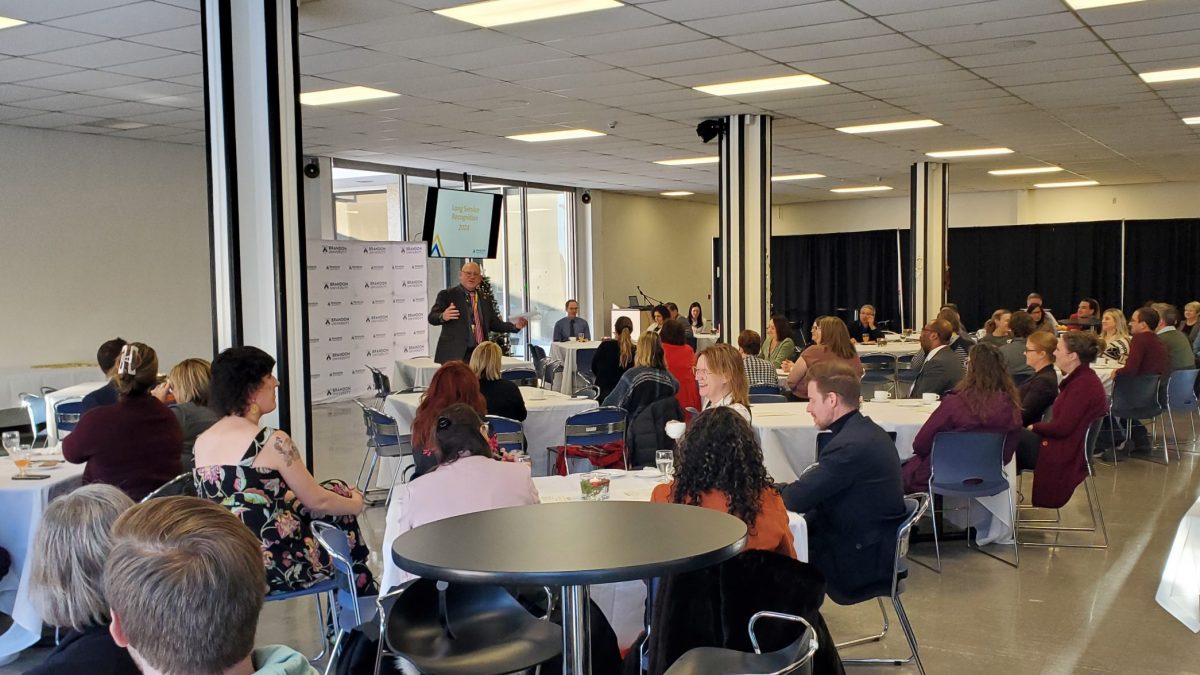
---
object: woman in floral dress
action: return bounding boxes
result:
[193,346,376,595]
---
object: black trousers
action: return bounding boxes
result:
[1016,429,1041,473]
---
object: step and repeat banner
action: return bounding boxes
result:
[306,241,428,403]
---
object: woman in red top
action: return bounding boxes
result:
[651,407,794,558]
[659,319,701,413]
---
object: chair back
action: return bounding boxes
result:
[750,394,788,404]
[1165,369,1199,412]
[141,473,196,502]
[365,407,412,458]
[749,384,782,395]
[541,359,564,390]
[572,385,600,400]
[366,365,383,394]
[897,355,916,369]
[860,354,895,370]
[928,431,1008,496]
[1082,416,1105,468]
[54,399,84,435]
[564,407,627,446]
[576,347,598,377]
[1110,374,1163,419]
[377,372,393,399]
[501,368,539,387]
[18,392,47,434]
[529,344,547,374]
[311,521,368,631]
[485,415,525,453]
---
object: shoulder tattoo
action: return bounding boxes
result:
[273,434,300,467]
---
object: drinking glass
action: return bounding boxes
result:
[12,444,31,478]
[655,450,675,479]
[1,431,18,457]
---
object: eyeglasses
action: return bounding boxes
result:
[692,367,710,376]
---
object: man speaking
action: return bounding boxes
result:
[428,261,527,363]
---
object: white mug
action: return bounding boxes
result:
[873,390,891,401]
[922,393,940,403]
[664,420,686,440]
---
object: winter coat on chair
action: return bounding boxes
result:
[625,395,684,469]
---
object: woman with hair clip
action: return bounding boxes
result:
[592,316,636,402]
[903,342,1022,492]
[409,361,489,476]
[651,407,794,557]
[382,402,538,589]
[63,342,182,501]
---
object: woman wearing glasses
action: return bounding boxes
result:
[1019,332,1059,428]
[782,316,863,400]
[694,343,751,422]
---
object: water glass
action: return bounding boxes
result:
[1,431,18,456]
[655,450,675,479]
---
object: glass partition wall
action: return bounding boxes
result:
[330,160,577,357]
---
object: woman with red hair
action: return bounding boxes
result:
[410,361,488,476]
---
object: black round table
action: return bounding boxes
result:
[391,501,748,675]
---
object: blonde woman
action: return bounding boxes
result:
[695,343,751,421]
[783,316,864,400]
[602,332,678,411]
[152,358,219,470]
[28,484,140,675]
[1100,308,1131,364]
[1181,301,1200,344]
[469,341,527,421]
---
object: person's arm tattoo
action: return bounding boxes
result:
[273,435,300,467]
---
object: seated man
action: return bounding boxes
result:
[104,497,318,675]
[850,304,885,343]
[782,361,907,597]
[909,319,964,398]
[552,298,591,342]
[1067,298,1100,331]
[81,337,127,414]
[1116,306,1168,379]
[666,302,694,339]
[1151,303,1195,372]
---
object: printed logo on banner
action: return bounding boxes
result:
[364,281,389,290]
[310,373,321,380]
[372,299,387,305]
[351,334,366,341]
[402,280,423,288]
[307,264,317,271]
[393,331,407,338]
[326,352,351,361]
[365,314,390,323]
[309,337,319,345]
[413,329,427,336]
[411,262,426,271]
[364,245,387,254]
[402,311,424,321]
[325,265,341,271]
[394,264,407,271]
[327,336,343,343]
[326,301,343,307]
[349,264,364,271]
[350,299,364,306]
[371,265,386,271]
[374,332,388,339]
[403,344,425,354]
[352,368,367,375]
[392,298,408,305]
[367,347,391,358]
[329,370,345,377]
[307,301,318,308]
[326,386,352,397]
[324,281,350,290]
[325,317,351,326]
[322,245,348,254]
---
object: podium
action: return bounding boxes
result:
[612,308,654,336]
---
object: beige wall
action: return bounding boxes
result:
[592,192,718,334]
[0,125,212,368]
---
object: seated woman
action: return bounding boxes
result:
[152,357,219,471]
[660,319,701,413]
[850,304,885,343]
[1100,308,1132,364]
[903,343,1023,493]
[602,332,678,412]
[1028,303,1055,334]
[1019,332,1059,427]
[409,361,489,476]
[27,484,140,675]
[979,309,1012,347]
[999,310,1038,378]
[1020,332,1109,507]
[193,346,376,595]
[382,403,538,590]
[783,316,863,400]
[738,329,779,388]
[592,316,635,402]
[650,304,669,333]
[63,342,181,501]
[696,343,752,421]
[651,407,794,557]
[760,315,796,369]
[687,302,705,332]
[469,341,527,422]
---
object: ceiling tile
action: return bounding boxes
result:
[20,69,144,92]
[0,24,108,57]
[35,39,179,68]
[0,57,80,83]
[107,52,201,79]
[127,25,202,52]
[0,0,140,22]
[8,91,117,111]
[48,1,197,39]
[306,12,468,47]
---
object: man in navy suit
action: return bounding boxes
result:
[782,360,907,597]
[428,262,526,364]
[81,337,127,414]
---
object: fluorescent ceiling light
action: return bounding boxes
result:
[1065,0,1146,8]
[1035,180,1099,188]
[772,173,825,181]
[694,74,828,97]
[836,119,941,134]
[1184,116,1200,125]
[926,147,1013,158]
[108,121,149,130]
[300,86,399,106]
[506,129,605,142]
[831,186,893,193]
[988,166,1063,176]
[331,168,391,180]
[654,156,719,166]
[0,16,25,30]
[1139,66,1200,84]
[436,0,622,27]
[661,191,693,197]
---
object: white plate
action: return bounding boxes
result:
[633,467,662,479]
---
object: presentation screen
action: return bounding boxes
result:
[422,188,502,259]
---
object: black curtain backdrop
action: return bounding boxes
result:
[1123,219,1200,310]
[771,230,906,334]
[945,221,1122,329]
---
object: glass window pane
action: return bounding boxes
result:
[332,167,401,240]
[526,188,574,348]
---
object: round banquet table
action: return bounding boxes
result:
[391,501,748,675]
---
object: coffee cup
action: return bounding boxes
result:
[665,420,686,440]
[873,390,891,401]
[922,393,940,403]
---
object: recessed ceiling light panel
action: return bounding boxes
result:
[654,156,719,166]
[836,119,941,134]
[1066,0,1146,8]
[506,129,605,142]
[772,173,825,181]
[1184,116,1200,125]
[1139,66,1200,84]
[436,0,622,28]
[1034,180,1099,188]
[660,191,693,197]
[694,74,828,97]
[926,147,1013,158]
[300,86,399,106]
[988,167,1063,176]
[831,186,893,193]
[0,16,25,30]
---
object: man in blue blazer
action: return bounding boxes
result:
[782,360,907,598]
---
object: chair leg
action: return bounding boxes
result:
[840,596,924,674]
[835,597,890,649]
[306,593,330,663]
[929,504,942,574]
[324,630,345,675]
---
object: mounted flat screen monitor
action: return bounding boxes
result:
[422,187,502,259]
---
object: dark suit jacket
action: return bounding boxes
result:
[80,380,118,414]
[23,624,140,675]
[1018,365,1059,426]
[909,345,963,398]
[782,411,907,597]
[428,285,518,364]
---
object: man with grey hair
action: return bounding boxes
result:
[428,261,527,363]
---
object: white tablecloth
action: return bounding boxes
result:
[379,469,807,650]
[384,387,597,476]
[43,382,106,446]
[1157,495,1200,632]
[694,333,719,352]
[0,366,98,410]
[392,356,530,390]
[549,340,603,394]
[0,454,85,662]
[855,342,921,356]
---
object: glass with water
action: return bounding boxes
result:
[655,449,674,479]
[1,431,18,458]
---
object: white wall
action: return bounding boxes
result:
[0,125,212,369]
[592,191,718,333]
[776,181,1200,234]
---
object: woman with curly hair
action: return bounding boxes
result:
[193,346,376,595]
[650,407,794,557]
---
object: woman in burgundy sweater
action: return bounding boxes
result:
[63,342,181,501]
[903,342,1023,493]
